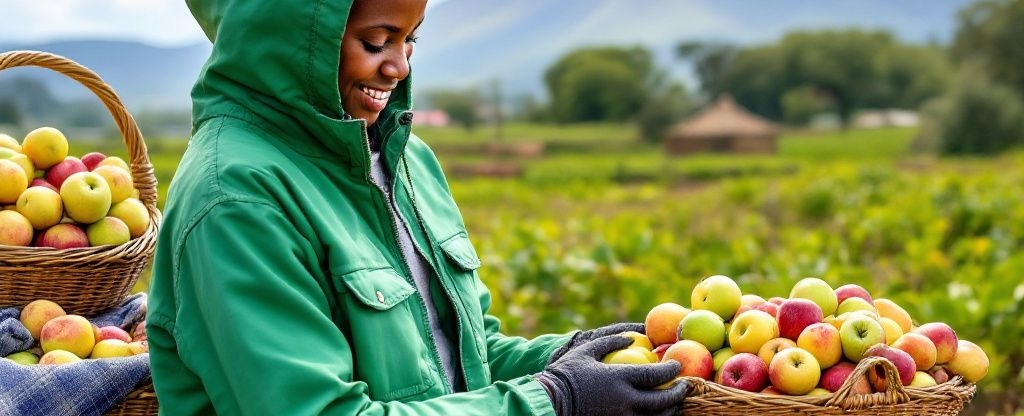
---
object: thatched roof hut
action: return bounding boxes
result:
[665,95,781,155]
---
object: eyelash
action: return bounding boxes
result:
[361,36,419,54]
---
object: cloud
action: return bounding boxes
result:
[0,0,205,46]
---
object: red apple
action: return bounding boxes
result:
[29,178,59,192]
[81,152,108,171]
[719,353,769,392]
[36,223,90,249]
[777,299,824,341]
[928,366,951,384]
[45,156,88,190]
[652,343,671,361]
[797,322,842,369]
[820,361,871,393]
[912,322,959,365]
[834,284,873,306]
[660,340,714,380]
[892,333,938,372]
[94,325,132,343]
[864,344,916,389]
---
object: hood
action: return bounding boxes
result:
[186,0,413,159]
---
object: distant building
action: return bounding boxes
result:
[664,95,781,155]
[411,109,451,127]
[853,109,920,129]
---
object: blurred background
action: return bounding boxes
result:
[1,1,1022,414]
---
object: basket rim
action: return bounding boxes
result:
[0,50,161,259]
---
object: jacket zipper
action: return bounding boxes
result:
[364,125,453,394]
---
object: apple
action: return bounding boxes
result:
[945,340,989,383]
[777,299,823,341]
[719,353,769,392]
[97,156,130,172]
[95,325,133,343]
[0,159,28,204]
[90,339,134,359]
[758,337,796,367]
[0,148,35,180]
[740,294,767,308]
[768,297,786,306]
[652,343,671,361]
[621,331,653,350]
[728,310,778,354]
[60,171,112,224]
[820,361,871,393]
[40,315,96,358]
[15,186,63,230]
[29,178,59,192]
[892,333,937,372]
[0,210,34,246]
[836,297,877,316]
[839,315,885,362]
[878,317,904,345]
[602,347,655,365]
[644,302,690,346]
[80,151,107,171]
[38,350,82,365]
[874,299,913,333]
[835,284,873,305]
[107,197,150,239]
[5,351,39,365]
[909,371,938,388]
[0,133,20,152]
[86,216,131,246]
[807,388,831,396]
[691,275,742,320]
[44,156,88,190]
[678,309,726,351]
[21,127,69,169]
[760,386,783,395]
[92,165,134,203]
[19,299,67,339]
[712,347,736,371]
[35,223,90,249]
[768,347,821,395]
[928,366,951,384]
[913,322,959,364]
[660,340,714,380]
[127,340,149,355]
[631,346,659,363]
[864,344,916,389]
[790,277,838,316]
[797,322,842,369]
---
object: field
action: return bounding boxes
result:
[89,124,1022,414]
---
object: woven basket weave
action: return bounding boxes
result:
[0,50,161,317]
[103,380,157,416]
[680,356,976,415]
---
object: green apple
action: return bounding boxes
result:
[768,347,821,395]
[712,347,736,371]
[107,197,150,239]
[677,309,726,351]
[21,127,68,170]
[0,210,34,246]
[92,165,134,203]
[728,310,778,354]
[15,186,63,230]
[836,297,876,316]
[60,171,112,224]
[86,216,131,247]
[839,315,885,361]
[0,159,28,204]
[691,274,742,320]
[5,351,39,365]
[790,277,838,316]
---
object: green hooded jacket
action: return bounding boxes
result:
[145,0,569,414]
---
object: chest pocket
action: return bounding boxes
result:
[334,268,435,400]
[437,235,489,360]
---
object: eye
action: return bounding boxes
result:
[405,34,419,44]
[361,40,386,54]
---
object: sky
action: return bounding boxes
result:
[0,0,450,47]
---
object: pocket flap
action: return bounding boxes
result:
[440,235,482,271]
[338,268,416,311]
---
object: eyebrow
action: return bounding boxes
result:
[368,18,425,34]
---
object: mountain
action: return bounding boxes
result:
[0,0,973,111]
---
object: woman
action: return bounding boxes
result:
[147,0,690,414]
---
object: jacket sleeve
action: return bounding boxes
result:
[160,199,556,416]
[476,277,573,382]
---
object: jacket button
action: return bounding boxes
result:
[376,291,385,303]
[399,112,413,125]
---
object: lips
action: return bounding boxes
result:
[361,86,392,102]
[358,85,391,113]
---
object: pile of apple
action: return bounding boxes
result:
[603,275,989,397]
[0,127,150,248]
[3,299,148,366]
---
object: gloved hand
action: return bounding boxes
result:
[548,322,644,364]
[536,335,692,416]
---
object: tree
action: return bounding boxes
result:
[676,41,737,100]
[544,46,658,123]
[952,0,1024,99]
[424,88,482,130]
[920,63,1024,155]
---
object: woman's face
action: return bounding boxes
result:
[339,0,426,127]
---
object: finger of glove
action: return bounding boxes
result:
[566,334,634,360]
[632,379,690,414]
[593,322,645,338]
[615,360,681,387]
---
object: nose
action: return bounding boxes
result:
[381,47,411,81]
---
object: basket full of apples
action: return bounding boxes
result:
[606,275,981,415]
[0,51,160,317]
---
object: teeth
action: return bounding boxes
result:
[361,86,391,101]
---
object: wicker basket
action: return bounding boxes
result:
[681,356,976,415]
[104,380,158,416]
[0,50,160,317]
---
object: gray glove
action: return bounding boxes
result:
[536,335,691,416]
[548,322,644,364]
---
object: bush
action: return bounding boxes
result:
[923,64,1024,155]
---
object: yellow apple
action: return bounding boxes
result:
[40,315,96,358]
[797,322,842,369]
[0,133,21,152]
[21,127,69,169]
[874,299,913,333]
[758,337,796,367]
[86,216,131,246]
[728,310,778,354]
[768,347,821,395]
[19,299,66,339]
[909,371,938,388]
[38,350,82,365]
[107,197,150,239]
[97,156,130,172]
[879,317,904,345]
[0,147,35,180]
[945,340,989,383]
[644,302,690,347]
[15,186,63,230]
[0,210,34,246]
[91,165,134,203]
[621,331,654,350]
[90,339,133,359]
[0,159,28,204]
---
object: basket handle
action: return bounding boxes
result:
[0,50,158,212]
[825,355,911,409]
